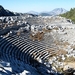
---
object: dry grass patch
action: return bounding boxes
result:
[43,28,52,33]
[17,32,21,36]
[64,56,75,62]
[57,50,68,55]
[54,40,70,48]
[71,45,75,50]
[53,27,59,30]
[30,32,44,41]
[63,42,70,46]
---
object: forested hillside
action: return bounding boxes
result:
[60,8,75,23]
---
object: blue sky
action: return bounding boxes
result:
[0,0,75,13]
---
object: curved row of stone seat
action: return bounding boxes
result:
[0,37,24,58]
[14,34,46,49]
[12,34,50,59]
[20,34,59,57]
[9,35,49,58]
[1,36,33,63]
[0,37,22,57]
[10,36,52,61]
[2,37,21,54]
[1,52,25,74]
[0,37,12,53]
[0,35,58,66]
[20,33,57,49]
[0,36,57,74]
[11,35,46,54]
[0,36,46,65]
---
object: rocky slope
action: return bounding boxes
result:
[0,5,15,16]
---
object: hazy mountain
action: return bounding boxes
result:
[49,8,68,15]
[39,13,50,16]
[39,8,67,16]
[0,5,15,16]
[27,11,39,15]
[0,5,67,16]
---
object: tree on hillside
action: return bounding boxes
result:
[60,8,75,23]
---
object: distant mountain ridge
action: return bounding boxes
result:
[49,8,67,15]
[27,11,39,15]
[0,5,38,16]
[28,8,67,16]
[0,5,67,16]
